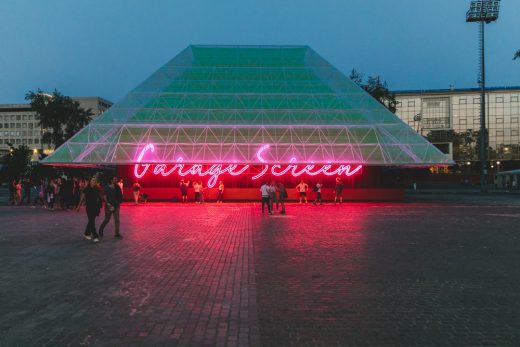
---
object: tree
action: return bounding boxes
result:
[25,89,94,148]
[349,69,398,113]
[514,50,520,60]
[0,144,32,182]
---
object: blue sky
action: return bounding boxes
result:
[0,0,519,104]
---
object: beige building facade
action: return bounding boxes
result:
[394,87,520,164]
[0,97,112,155]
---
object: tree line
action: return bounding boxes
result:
[0,90,93,182]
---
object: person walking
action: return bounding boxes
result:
[295,180,309,204]
[277,181,287,215]
[14,180,22,206]
[21,178,31,205]
[8,180,16,205]
[33,179,46,208]
[132,181,141,205]
[179,179,190,203]
[46,179,56,210]
[77,176,102,243]
[260,181,272,214]
[217,181,224,203]
[99,176,123,239]
[313,181,323,205]
[334,177,344,204]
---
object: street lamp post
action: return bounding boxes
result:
[38,92,53,159]
[466,0,500,192]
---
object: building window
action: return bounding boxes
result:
[408,100,415,107]
[512,117,519,123]
[496,130,504,136]
[4,123,8,128]
[16,115,21,121]
[16,123,21,128]
[0,124,2,129]
[22,123,27,128]
[496,96,503,103]
[28,139,33,144]
[473,97,480,104]
[28,123,33,129]
[496,118,503,123]
[512,96,519,102]
[512,130,519,136]
[460,119,467,125]
[34,139,39,144]
[28,115,33,120]
[459,98,467,104]
[15,139,21,144]
[10,115,15,120]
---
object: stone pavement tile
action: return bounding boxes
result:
[252,202,520,346]
[0,204,260,346]
[2,201,520,346]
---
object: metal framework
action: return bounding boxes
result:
[43,45,452,166]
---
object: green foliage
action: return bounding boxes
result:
[1,144,32,182]
[25,89,94,148]
[349,69,397,113]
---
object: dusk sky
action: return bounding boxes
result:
[1,0,519,104]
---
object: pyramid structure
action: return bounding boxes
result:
[43,45,452,166]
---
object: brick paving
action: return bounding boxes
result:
[1,201,520,346]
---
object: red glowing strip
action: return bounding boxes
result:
[133,144,363,187]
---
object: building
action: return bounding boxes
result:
[394,87,520,169]
[0,97,112,155]
[42,45,450,200]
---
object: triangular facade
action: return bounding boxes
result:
[43,45,452,165]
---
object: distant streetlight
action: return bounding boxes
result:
[37,92,53,157]
[466,0,501,192]
[413,113,422,134]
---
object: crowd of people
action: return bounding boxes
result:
[6,175,347,240]
[259,177,345,215]
[7,175,125,244]
[8,177,89,210]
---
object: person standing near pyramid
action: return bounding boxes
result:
[296,180,308,204]
[334,177,344,204]
[180,179,190,203]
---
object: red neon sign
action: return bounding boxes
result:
[134,144,362,187]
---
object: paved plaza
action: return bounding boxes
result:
[1,199,520,346]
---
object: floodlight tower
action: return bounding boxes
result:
[466,0,500,192]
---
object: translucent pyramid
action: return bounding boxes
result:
[43,45,452,166]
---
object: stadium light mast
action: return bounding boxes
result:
[466,0,500,192]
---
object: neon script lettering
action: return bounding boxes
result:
[134,144,362,188]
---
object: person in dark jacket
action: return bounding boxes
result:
[78,176,102,243]
[99,176,123,239]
